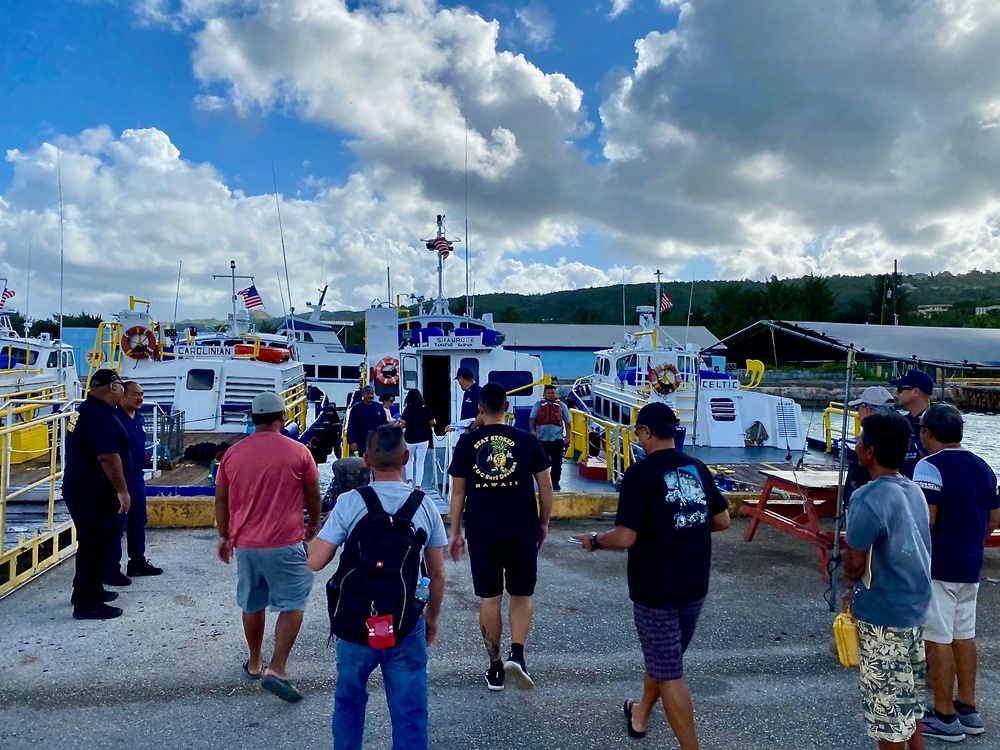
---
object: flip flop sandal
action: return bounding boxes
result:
[623,699,647,739]
[261,674,303,703]
[242,660,263,680]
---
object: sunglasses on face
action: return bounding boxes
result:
[896,386,913,393]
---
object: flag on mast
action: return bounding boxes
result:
[238,285,264,310]
[432,236,452,259]
[659,292,673,313]
[0,288,15,310]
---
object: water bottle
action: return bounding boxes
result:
[414,576,430,604]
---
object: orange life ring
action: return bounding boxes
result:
[234,344,291,363]
[650,362,681,395]
[373,356,400,386]
[121,326,158,360]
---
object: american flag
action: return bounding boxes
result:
[237,285,264,309]
[0,288,14,311]
[659,292,673,313]
[432,236,452,259]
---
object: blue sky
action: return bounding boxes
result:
[2,0,1000,319]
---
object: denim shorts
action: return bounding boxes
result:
[235,543,314,613]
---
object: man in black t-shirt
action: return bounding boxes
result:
[448,382,553,692]
[346,385,388,455]
[63,368,133,620]
[573,402,730,748]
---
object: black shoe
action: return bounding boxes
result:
[100,590,119,603]
[552,483,561,491]
[73,604,123,620]
[503,651,534,689]
[104,571,132,587]
[127,559,163,577]
[485,662,505,692]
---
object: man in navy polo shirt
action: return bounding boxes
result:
[455,366,483,432]
[63,369,132,620]
[914,404,1000,741]
[888,369,933,478]
[106,380,162,584]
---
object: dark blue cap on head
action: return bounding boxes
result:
[888,369,934,394]
[455,366,474,381]
[634,402,678,429]
[91,369,122,388]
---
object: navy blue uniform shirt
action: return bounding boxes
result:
[460,383,482,421]
[115,406,147,497]
[64,397,132,501]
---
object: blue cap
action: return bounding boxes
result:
[454,366,474,381]
[888,369,934,394]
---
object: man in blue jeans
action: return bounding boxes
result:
[308,426,447,749]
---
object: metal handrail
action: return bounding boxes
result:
[823,402,860,453]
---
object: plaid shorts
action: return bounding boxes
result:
[632,599,704,681]
[857,620,926,743]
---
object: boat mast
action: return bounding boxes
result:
[653,269,662,349]
[212,261,255,336]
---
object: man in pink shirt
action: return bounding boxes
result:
[214,392,322,703]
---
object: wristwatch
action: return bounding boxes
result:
[589,532,602,551]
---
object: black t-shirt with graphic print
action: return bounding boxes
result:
[448,423,550,539]
[616,448,728,609]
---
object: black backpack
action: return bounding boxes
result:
[326,486,429,646]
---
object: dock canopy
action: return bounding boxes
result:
[704,320,1000,371]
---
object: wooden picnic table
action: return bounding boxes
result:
[742,469,843,582]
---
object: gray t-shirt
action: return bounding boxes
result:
[846,475,932,628]
[529,399,571,442]
[318,480,447,554]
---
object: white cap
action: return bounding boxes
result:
[251,392,285,414]
[848,386,894,408]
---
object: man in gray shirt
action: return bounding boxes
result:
[845,411,932,750]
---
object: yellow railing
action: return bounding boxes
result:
[507,375,552,397]
[281,382,308,433]
[823,402,861,453]
[86,320,124,391]
[567,407,636,485]
[0,405,77,600]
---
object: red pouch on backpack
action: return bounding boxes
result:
[366,614,396,649]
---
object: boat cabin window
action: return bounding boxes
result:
[402,355,418,391]
[63,351,74,367]
[186,369,216,391]
[294,332,301,341]
[341,365,360,380]
[616,354,637,373]
[459,358,479,383]
[318,366,338,379]
[611,402,620,423]
[622,406,631,425]
[594,358,602,375]
[0,346,39,366]
[303,332,314,342]
[487,370,534,396]
[303,364,316,378]
[47,352,59,368]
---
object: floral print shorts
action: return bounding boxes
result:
[857,620,926,743]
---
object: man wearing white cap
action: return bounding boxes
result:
[844,386,896,504]
[214,392,322,703]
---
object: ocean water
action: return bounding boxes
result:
[803,408,1000,475]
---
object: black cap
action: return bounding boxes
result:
[455,366,474,381]
[634,402,678,430]
[91,369,122,388]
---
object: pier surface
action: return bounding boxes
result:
[2,520,998,750]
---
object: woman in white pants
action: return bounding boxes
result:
[399,388,436,488]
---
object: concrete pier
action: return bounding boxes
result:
[2,520,997,749]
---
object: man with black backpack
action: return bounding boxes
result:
[308,425,446,750]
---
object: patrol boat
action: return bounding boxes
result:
[0,311,81,401]
[575,277,807,454]
[361,215,546,441]
[351,215,547,511]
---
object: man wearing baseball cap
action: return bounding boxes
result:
[214,391,321,702]
[572,402,730,747]
[63,368,131,620]
[454,366,484,432]
[844,386,896,504]
[888,369,934,478]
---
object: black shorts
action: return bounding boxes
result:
[466,532,538,598]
